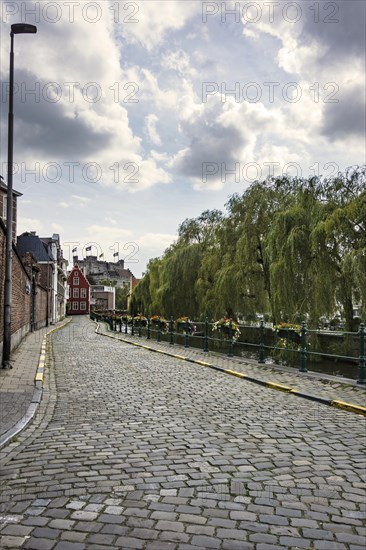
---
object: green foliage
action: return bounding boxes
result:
[131,168,365,326]
[115,286,129,310]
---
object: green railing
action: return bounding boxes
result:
[90,312,365,385]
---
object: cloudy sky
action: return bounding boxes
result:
[1,0,365,277]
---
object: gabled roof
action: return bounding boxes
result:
[67,266,90,286]
[17,232,53,262]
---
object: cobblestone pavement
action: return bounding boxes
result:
[0,316,365,550]
[0,320,70,438]
[100,325,366,409]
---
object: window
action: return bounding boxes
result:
[73,276,79,286]
[80,288,87,298]
[73,288,79,298]
[72,302,78,310]
[80,302,86,311]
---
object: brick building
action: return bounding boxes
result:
[17,232,69,325]
[67,266,90,315]
[0,220,48,358]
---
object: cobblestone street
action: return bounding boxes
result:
[0,316,365,549]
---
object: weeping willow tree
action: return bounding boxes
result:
[269,185,325,325]
[131,168,365,325]
[311,168,366,330]
[226,178,296,322]
[195,215,241,319]
[130,256,165,314]
[158,243,203,318]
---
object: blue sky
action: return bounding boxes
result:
[1,0,365,277]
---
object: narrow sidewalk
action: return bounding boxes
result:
[97,321,366,412]
[0,318,71,447]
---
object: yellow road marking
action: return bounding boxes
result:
[266,382,294,393]
[331,400,366,416]
[224,369,247,378]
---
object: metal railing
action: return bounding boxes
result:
[90,313,365,385]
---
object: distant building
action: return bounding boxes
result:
[41,234,68,321]
[67,266,90,315]
[17,232,68,323]
[74,255,136,289]
[90,285,115,311]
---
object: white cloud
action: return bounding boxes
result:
[144,114,161,146]
[71,195,91,203]
[117,1,200,51]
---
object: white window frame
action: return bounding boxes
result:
[80,288,87,298]
[73,277,79,286]
[80,302,86,311]
[73,288,79,298]
[72,302,78,310]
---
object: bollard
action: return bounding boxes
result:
[138,322,142,338]
[299,321,308,373]
[124,318,128,334]
[185,319,190,348]
[258,320,265,364]
[147,317,151,340]
[131,317,135,336]
[169,318,174,345]
[227,319,233,357]
[358,323,365,384]
[203,317,209,352]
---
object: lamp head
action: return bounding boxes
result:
[11,23,37,35]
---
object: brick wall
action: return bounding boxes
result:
[34,284,48,331]
[0,220,49,356]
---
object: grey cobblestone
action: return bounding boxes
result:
[24,538,56,549]
[0,316,364,550]
[190,535,221,548]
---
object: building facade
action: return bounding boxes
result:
[41,235,68,322]
[90,285,115,311]
[67,266,90,315]
[74,255,136,289]
[17,232,68,324]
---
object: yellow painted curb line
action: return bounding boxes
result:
[35,317,73,386]
[331,400,366,416]
[196,360,212,367]
[266,382,294,393]
[224,369,247,379]
[94,320,366,416]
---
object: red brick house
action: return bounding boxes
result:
[67,266,90,315]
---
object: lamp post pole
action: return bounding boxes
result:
[2,24,37,369]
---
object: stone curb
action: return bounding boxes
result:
[0,317,73,450]
[95,321,366,417]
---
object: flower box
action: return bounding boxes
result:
[212,317,241,341]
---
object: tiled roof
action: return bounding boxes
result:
[17,233,53,262]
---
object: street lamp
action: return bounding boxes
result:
[2,23,37,369]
